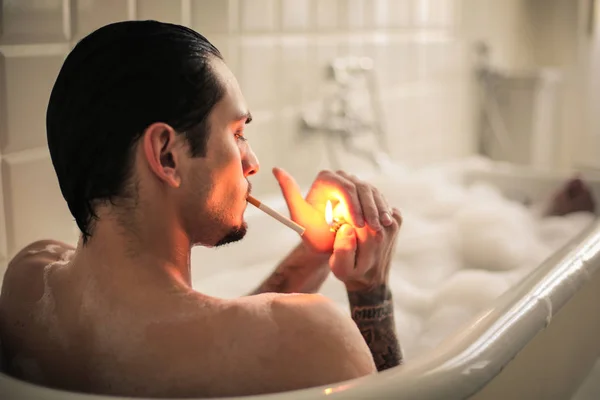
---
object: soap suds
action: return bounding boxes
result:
[34,262,68,348]
[27,244,64,255]
[192,159,596,360]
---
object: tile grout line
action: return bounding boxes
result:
[127,0,138,20]
[62,0,72,41]
[181,0,192,27]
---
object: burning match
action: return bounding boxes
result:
[247,195,305,236]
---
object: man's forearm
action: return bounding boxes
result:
[348,284,403,371]
[249,243,330,295]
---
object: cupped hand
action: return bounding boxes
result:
[329,208,403,292]
[273,167,394,253]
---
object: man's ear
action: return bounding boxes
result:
[141,122,182,188]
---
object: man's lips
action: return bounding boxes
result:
[246,180,253,199]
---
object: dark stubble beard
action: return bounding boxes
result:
[214,222,248,247]
[214,181,251,247]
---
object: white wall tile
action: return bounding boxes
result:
[344,33,364,55]
[239,0,277,32]
[275,110,331,189]
[206,35,238,74]
[0,0,475,257]
[191,0,233,33]
[73,0,129,41]
[0,157,7,262]
[315,35,341,69]
[301,36,345,101]
[315,0,338,30]
[137,0,183,24]
[390,0,413,27]
[0,0,66,44]
[0,54,66,154]
[279,37,310,106]
[414,0,455,28]
[435,41,469,79]
[413,0,433,27]
[2,154,76,258]
[364,0,391,28]
[281,0,312,31]
[415,40,448,82]
[337,0,364,29]
[385,85,475,165]
[364,37,416,88]
[383,94,422,148]
[243,111,330,196]
[433,0,456,29]
[238,37,279,111]
[364,0,412,29]
[579,134,600,170]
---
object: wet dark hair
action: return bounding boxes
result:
[46,20,224,243]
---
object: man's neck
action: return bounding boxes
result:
[75,217,193,288]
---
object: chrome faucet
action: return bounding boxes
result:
[300,56,392,172]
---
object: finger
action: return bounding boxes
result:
[329,224,357,281]
[272,167,308,219]
[337,172,382,230]
[374,190,393,227]
[358,185,381,231]
[337,171,375,228]
[390,207,403,232]
[324,171,365,227]
[353,227,381,278]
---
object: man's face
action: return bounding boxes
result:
[177,58,259,247]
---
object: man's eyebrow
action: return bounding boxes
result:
[236,111,252,124]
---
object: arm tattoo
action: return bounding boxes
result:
[249,245,330,295]
[348,285,403,371]
[251,265,301,294]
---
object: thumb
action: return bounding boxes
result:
[272,167,307,218]
[329,224,357,281]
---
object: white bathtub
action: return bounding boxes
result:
[1,159,600,400]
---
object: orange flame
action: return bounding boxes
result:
[325,200,333,225]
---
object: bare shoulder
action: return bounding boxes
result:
[227,292,376,391]
[1,239,75,305]
[270,293,376,368]
[8,239,75,267]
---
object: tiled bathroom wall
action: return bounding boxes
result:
[461,0,596,173]
[0,0,474,263]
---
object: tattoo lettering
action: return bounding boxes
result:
[351,302,394,321]
[348,285,402,371]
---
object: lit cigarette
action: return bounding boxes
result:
[247,195,305,236]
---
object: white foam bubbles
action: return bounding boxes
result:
[192,160,596,361]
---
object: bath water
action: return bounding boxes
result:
[192,161,595,360]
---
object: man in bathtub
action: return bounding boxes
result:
[0,21,596,399]
[0,21,404,398]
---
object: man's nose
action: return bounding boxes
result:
[242,147,259,177]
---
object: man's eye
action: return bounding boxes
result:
[234,132,248,142]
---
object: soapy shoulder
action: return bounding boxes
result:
[1,240,74,306]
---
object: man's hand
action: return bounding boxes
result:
[250,168,398,297]
[273,167,393,253]
[330,208,402,292]
[329,209,404,371]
